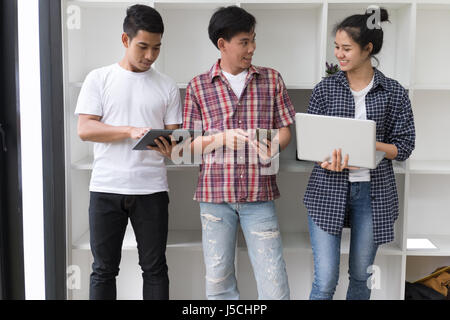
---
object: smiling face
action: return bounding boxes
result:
[334,29,372,72]
[218,30,256,75]
[122,30,162,72]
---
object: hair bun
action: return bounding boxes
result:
[365,6,389,23]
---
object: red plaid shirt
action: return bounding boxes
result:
[183,60,295,203]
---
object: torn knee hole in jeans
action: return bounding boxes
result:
[208,253,222,268]
[251,229,280,240]
[206,271,232,284]
[201,213,222,222]
[201,213,222,230]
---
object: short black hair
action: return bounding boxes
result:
[123,4,164,41]
[208,6,256,49]
[334,7,390,59]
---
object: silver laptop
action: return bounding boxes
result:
[295,113,385,169]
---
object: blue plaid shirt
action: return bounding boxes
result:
[303,68,415,245]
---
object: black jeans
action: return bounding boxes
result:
[89,191,169,300]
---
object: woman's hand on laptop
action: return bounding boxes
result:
[318,149,359,172]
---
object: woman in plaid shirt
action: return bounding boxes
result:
[304,8,415,300]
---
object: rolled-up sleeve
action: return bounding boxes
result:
[307,82,327,116]
[273,73,296,128]
[390,90,416,162]
[183,81,203,131]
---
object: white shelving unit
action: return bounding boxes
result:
[62,0,450,300]
[404,1,450,286]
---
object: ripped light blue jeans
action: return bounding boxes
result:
[199,201,290,300]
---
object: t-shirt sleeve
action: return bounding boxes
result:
[74,70,103,117]
[164,82,183,125]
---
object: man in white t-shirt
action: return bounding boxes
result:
[75,5,182,300]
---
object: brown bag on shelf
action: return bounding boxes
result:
[415,266,450,299]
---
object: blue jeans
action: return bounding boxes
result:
[199,201,290,300]
[308,182,379,300]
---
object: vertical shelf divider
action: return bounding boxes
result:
[317,0,328,83]
[399,0,416,301]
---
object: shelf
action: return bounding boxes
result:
[70,81,314,91]
[280,159,406,174]
[66,0,147,8]
[409,160,450,174]
[71,156,200,171]
[286,84,315,90]
[407,235,450,256]
[237,229,403,256]
[74,226,402,255]
[71,157,314,172]
[412,84,450,91]
[181,83,313,90]
[166,161,200,170]
[155,1,235,10]
[327,1,411,9]
[72,157,405,173]
[240,1,323,6]
[416,2,450,10]
[73,226,203,250]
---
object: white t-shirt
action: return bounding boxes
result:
[349,76,374,182]
[75,63,182,195]
[222,69,248,99]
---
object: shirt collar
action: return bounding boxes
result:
[209,59,259,83]
[334,68,389,92]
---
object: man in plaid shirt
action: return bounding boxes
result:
[182,6,295,299]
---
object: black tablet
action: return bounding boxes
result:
[132,129,202,150]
